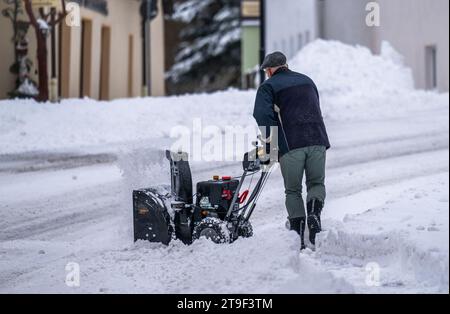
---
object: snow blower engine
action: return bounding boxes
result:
[133,141,275,245]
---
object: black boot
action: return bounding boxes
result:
[306,199,323,246]
[289,217,306,250]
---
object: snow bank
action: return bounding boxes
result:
[318,172,449,293]
[0,40,448,154]
[0,91,256,154]
[290,40,414,95]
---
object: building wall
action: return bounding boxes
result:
[0,0,165,100]
[149,0,165,97]
[376,0,449,92]
[0,2,19,99]
[320,0,376,50]
[320,0,449,92]
[265,0,318,59]
[241,22,260,74]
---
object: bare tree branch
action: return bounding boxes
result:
[49,0,68,26]
[38,7,51,21]
[61,0,67,15]
[23,0,38,28]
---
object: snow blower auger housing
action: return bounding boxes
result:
[133,142,275,245]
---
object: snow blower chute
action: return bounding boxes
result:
[133,141,275,245]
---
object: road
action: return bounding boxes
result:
[0,107,448,293]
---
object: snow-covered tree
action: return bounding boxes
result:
[23,0,68,102]
[166,0,241,94]
[2,0,38,98]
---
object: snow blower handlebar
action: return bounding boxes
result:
[225,162,274,240]
[225,169,248,221]
[225,143,276,223]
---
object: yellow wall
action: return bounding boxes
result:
[0,5,18,99]
[0,0,165,100]
[149,0,165,97]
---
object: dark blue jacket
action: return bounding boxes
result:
[253,67,330,157]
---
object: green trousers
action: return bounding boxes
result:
[279,146,327,219]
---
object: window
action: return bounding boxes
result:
[425,45,437,90]
[71,0,108,15]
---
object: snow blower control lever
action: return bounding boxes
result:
[133,140,275,245]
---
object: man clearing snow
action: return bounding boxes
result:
[253,51,331,250]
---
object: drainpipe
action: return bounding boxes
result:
[49,7,58,102]
[141,0,151,97]
[141,16,148,97]
[259,0,266,85]
[141,0,157,97]
[147,17,152,96]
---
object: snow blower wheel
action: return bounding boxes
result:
[238,220,253,238]
[132,140,275,245]
[192,217,231,244]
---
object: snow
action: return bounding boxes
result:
[320,171,449,292]
[168,22,241,81]
[167,1,240,83]
[171,0,215,23]
[0,40,448,293]
[16,78,39,96]
[214,6,239,22]
[36,19,49,31]
[290,40,415,94]
[289,39,446,121]
[1,40,447,155]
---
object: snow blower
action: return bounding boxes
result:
[133,141,275,245]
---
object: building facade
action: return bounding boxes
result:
[241,0,449,92]
[375,0,449,92]
[0,0,166,100]
[320,0,449,92]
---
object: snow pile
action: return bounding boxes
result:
[289,40,448,121]
[290,40,414,95]
[0,40,448,154]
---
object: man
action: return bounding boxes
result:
[253,51,330,250]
